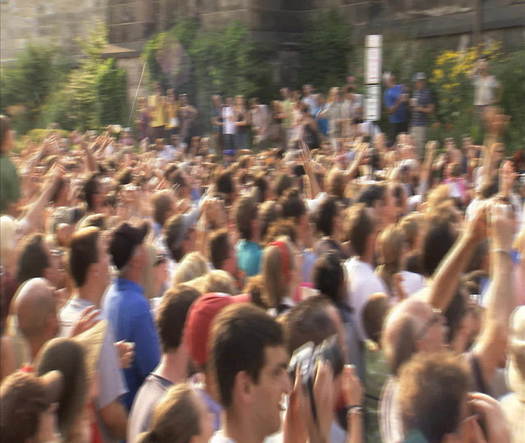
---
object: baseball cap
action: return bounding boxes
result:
[507,306,525,401]
[183,293,250,367]
[413,72,427,81]
[109,222,149,270]
[0,370,63,441]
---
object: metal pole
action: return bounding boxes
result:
[128,61,147,126]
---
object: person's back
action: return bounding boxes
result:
[234,196,262,277]
[104,276,160,409]
[128,285,199,441]
[104,223,160,410]
[128,373,172,440]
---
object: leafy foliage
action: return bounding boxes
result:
[143,18,199,91]
[299,10,352,92]
[96,58,128,127]
[492,49,525,149]
[2,25,128,132]
[428,43,525,148]
[143,20,272,132]
[0,45,72,133]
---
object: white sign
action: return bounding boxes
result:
[365,47,381,84]
[366,85,381,122]
[365,35,382,121]
[365,34,382,48]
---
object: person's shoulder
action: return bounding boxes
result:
[210,431,236,443]
[137,374,172,398]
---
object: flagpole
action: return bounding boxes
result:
[128,61,147,126]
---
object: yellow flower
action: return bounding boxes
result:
[432,69,444,81]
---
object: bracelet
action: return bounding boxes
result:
[346,405,363,415]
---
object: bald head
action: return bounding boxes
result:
[14,278,58,343]
[382,298,445,376]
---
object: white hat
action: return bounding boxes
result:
[507,306,525,401]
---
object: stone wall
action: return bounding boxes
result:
[0,0,108,62]
[2,0,523,100]
[3,0,523,63]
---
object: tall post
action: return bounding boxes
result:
[365,35,382,124]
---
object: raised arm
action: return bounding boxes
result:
[417,141,437,195]
[425,206,486,311]
[472,203,515,385]
[345,142,367,180]
[300,141,321,199]
[79,136,99,173]
[20,164,64,233]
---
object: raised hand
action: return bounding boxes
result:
[498,160,516,197]
[68,306,101,337]
[488,201,515,251]
[115,341,135,369]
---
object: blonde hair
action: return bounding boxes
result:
[399,213,423,250]
[376,225,406,295]
[426,184,452,212]
[172,252,209,286]
[203,270,237,294]
[184,270,237,295]
[137,384,201,443]
[0,215,17,269]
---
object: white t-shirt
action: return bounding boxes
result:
[222,106,236,135]
[473,75,499,106]
[210,431,235,443]
[344,257,388,341]
[399,270,426,296]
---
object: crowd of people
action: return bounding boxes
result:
[0,60,524,443]
[135,57,501,162]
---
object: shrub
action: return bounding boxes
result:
[143,20,273,133]
[299,10,352,92]
[0,45,72,133]
[2,25,129,133]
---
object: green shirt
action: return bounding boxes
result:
[0,154,20,213]
[364,343,389,443]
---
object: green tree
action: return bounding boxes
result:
[0,45,72,133]
[143,20,273,133]
[41,25,128,130]
[493,49,525,149]
[97,58,128,126]
[299,10,352,91]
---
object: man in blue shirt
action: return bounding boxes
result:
[384,73,409,147]
[104,222,160,410]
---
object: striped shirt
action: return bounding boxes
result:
[379,376,404,443]
[410,88,433,127]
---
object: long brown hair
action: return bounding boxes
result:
[376,225,405,295]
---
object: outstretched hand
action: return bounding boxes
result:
[68,306,101,338]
